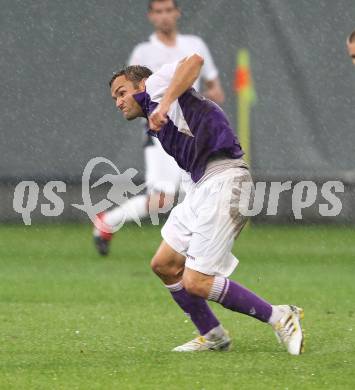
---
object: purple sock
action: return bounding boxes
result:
[166,281,220,335]
[208,276,272,323]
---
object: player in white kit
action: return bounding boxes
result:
[94,0,225,255]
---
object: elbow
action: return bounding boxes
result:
[214,93,225,105]
[191,53,204,66]
[215,89,225,104]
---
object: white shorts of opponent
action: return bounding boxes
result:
[161,158,253,278]
[145,137,182,195]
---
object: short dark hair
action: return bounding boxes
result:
[109,65,153,88]
[148,0,178,11]
[348,30,355,43]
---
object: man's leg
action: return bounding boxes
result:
[93,194,147,255]
[183,268,272,321]
[104,194,148,227]
[93,192,175,255]
[183,268,304,355]
[151,241,231,351]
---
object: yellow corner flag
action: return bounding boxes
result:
[234,49,257,165]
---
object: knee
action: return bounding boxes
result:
[150,256,165,276]
[150,255,182,279]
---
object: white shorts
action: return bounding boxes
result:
[161,159,253,277]
[145,137,182,195]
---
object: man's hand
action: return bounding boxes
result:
[149,102,170,131]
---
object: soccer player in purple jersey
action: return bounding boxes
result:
[347,30,355,65]
[109,54,305,354]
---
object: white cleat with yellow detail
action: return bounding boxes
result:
[272,305,305,355]
[172,331,231,352]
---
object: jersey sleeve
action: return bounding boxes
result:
[198,39,219,81]
[145,61,179,103]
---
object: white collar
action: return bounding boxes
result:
[149,33,180,48]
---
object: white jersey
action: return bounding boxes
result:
[128,33,218,91]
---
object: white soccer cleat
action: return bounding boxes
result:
[172,331,231,352]
[272,305,304,355]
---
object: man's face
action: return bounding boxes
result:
[347,41,355,65]
[148,0,180,34]
[111,75,144,120]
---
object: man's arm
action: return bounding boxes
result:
[203,78,225,105]
[148,54,204,131]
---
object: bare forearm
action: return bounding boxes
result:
[149,54,204,131]
[160,54,204,107]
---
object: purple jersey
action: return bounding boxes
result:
[133,62,244,182]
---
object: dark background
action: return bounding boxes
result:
[1,0,354,180]
[1,0,355,222]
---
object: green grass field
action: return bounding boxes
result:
[0,223,354,389]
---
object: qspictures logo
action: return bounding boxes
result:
[12,157,145,231]
[12,157,345,228]
[72,157,145,232]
